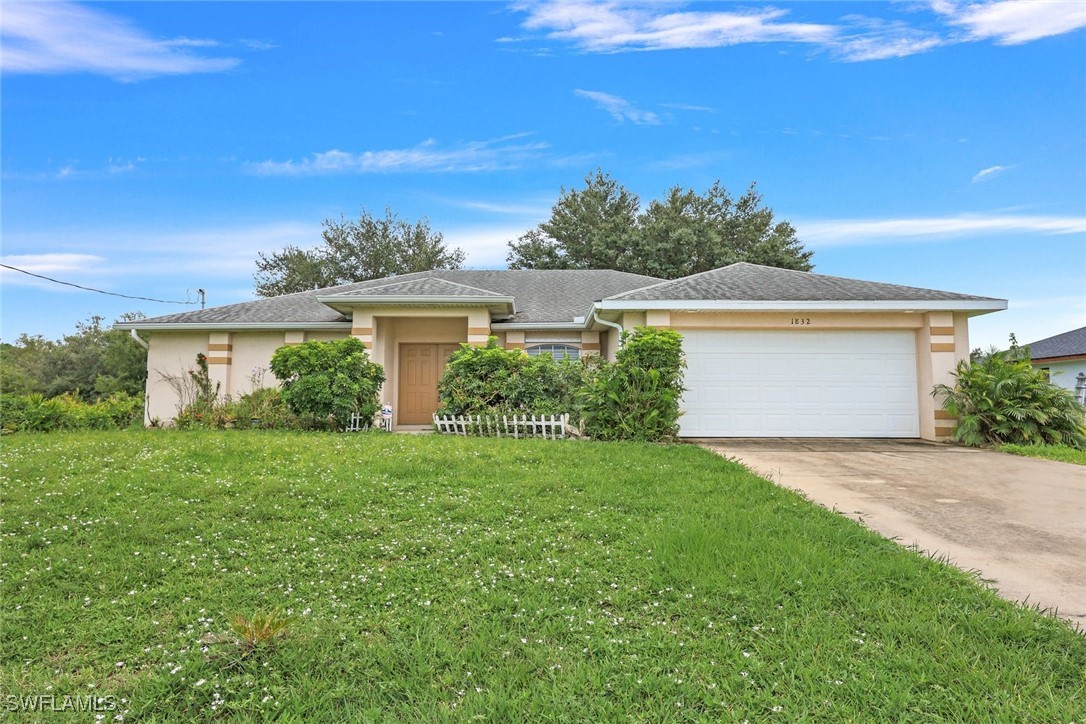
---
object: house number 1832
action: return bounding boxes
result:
[790,318,812,325]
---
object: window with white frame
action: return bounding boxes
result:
[526,344,580,360]
[1075,373,1086,405]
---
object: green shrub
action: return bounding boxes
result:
[174,387,298,431]
[269,338,385,429]
[436,338,587,420]
[934,343,1086,449]
[582,327,686,442]
[0,392,144,433]
[235,387,296,429]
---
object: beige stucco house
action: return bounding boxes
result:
[117,263,1006,439]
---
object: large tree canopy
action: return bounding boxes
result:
[507,170,813,277]
[0,313,148,400]
[254,208,466,297]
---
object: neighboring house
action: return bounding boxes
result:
[117,263,1006,439]
[1026,326,1086,404]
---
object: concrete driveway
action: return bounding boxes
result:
[695,439,1086,625]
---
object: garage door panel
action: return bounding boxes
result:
[680,330,919,438]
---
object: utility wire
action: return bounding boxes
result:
[1,263,200,305]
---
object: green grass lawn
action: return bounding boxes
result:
[2,431,1084,721]
[999,443,1086,466]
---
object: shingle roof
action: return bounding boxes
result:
[326,277,510,298]
[126,269,662,326]
[122,263,1003,329]
[1026,326,1086,360]
[605,262,1002,302]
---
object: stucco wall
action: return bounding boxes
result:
[144,332,210,425]
[143,329,351,425]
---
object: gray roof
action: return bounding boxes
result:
[1026,326,1086,360]
[327,277,510,299]
[606,262,1002,302]
[123,263,1004,329]
[127,269,662,326]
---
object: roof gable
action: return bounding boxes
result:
[605,262,1002,303]
[326,277,509,298]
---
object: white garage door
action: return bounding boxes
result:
[680,329,920,438]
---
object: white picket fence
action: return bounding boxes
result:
[433,413,572,439]
[345,414,370,432]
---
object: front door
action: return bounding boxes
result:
[398,343,460,425]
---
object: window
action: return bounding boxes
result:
[526,344,580,360]
[1076,373,1086,405]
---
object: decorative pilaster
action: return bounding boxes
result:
[206,332,232,397]
[927,312,959,440]
[351,311,374,349]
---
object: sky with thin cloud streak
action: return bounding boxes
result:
[2,1,1084,349]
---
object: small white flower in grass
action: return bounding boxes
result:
[195,679,206,687]
[740,671,748,678]
[771,706,782,713]
[742,651,751,658]
[116,661,125,668]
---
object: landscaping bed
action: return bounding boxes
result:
[2,431,1083,720]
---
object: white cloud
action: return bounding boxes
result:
[660,103,716,113]
[436,198,552,216]
[831,17,945,61]
[2,253,106,273]
[246,135,549,176]
[573,90,660,125]
[971,164,1014,183]
[0,253,108,290]
[798,213,1086,246]
[1,2,239,80]
[442,224,527,267]
[935,0,1086,45]
[512,1,1086,60]
[517,1,834,52]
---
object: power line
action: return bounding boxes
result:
[1,263,200,305]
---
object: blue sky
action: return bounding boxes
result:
[2,1,1084,349]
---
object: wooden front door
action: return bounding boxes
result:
[398,343,460,425]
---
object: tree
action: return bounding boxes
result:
[508,170,640,270]
[254,207,466,297]
[0,314,147,400]
[507,170,813,277]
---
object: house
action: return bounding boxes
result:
[1026,326,1086,404]
[117,263,1006,439]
